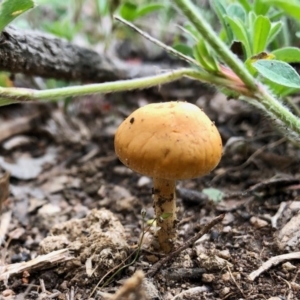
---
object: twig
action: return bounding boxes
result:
[114,16,200,68]
[0,211,11,245]
[227,265,245,298]
[146,214,225,277]
[248,252,300,281]
[271,202,288,228]
[0,249,72,282]
[89,248,138,297]
[0,172,10,216]
[110,270,147,300]
[39,279,46,293]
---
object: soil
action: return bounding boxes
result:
[0,85,300,300]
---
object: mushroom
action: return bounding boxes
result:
[114,101,222,253]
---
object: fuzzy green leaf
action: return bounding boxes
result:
[253,60,300,88]
[0,0,35,31]
[265,79,298,96]
[202,188,224,203]
[272,47,300,63]
[227,3,246,22]
[225,15,251,57]
[253,15,271,54]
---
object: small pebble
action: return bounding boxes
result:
[38,203,61,216]
[282,262,297,272]
[221,272,231,282]
[2,289,15,297]
[137,176,151,187]
[113,166,132,175]
[217,249,231,259]
[202,273,215,282]
[222,213,235,225]
[250,216,268,228]
[291,282,300,291]
[223,226,232,233]
[220,287,230,297]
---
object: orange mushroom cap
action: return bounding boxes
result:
[114,101,222,180]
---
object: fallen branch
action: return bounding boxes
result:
[0,26,197,87]
[0,26,122,83]
[248,252,300,281]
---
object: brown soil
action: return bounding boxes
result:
[0,87,300,300]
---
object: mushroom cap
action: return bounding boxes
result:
[114,101,222,180]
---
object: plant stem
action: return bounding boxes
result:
[173,0,257,91]
[153,178,177,254]
[0,69,239,104]
[255,86,300,137]
[115,16,201,68]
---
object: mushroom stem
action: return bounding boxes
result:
[153,177,177,253]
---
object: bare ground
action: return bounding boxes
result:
[0,84,300,300]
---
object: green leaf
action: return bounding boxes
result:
[173,44,194,57]
[202,188,224,203]
[253,15,271,54]
[272,47,300,63]
[160,212,173,220]
[193,39,219,71]
[0,0,35,31]
[118,2,138,21]
[262,0,300,21]
[236,0,252,13]
[183,23,201,41]
[248,11,257,30]
[267,21,283,44]
[225,15,251,57]
[253,60,300,88]
[135,3,165,19]
[212,0,233,43]
[119,2,164,22]
[265,79,298,96]
[254,0,270,15]
[227,3,246,22]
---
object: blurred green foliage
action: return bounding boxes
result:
[3,0,300,98]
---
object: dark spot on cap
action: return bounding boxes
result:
[130,117,135,124]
